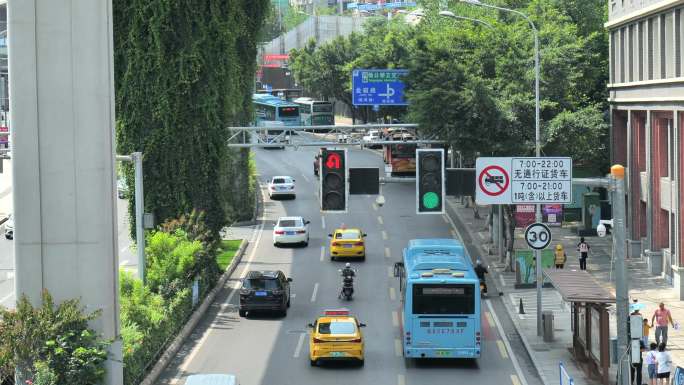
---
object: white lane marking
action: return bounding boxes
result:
[173,209,265,382]
[311,283,319,302]
[372,203,378,211]
[442,215,449,224]
[301,174,310,183]
[377,216,384,225]
[478,232,486,240]
[389,287,396,301]
[487,300,529,385]
[321,216,326,229]
[511,375,522,385]
[320,246,325,262]
[394,338,403,357]
[294,332,306,358]
[398,374,406,385]
[450,230,458,239]
[382,230,388,240]
[392,311,399,327]
[0,291,13,307]
[385,247,391,259]
[497,340,509,359]
[388,266,394,278]
[485,311,495,329]
[500,274,507,288]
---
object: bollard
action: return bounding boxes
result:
[519,298,525,314]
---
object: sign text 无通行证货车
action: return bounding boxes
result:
[510,157,572,204]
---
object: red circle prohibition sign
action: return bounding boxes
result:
[478,165,510,196]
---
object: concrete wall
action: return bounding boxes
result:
[261,15,365,55]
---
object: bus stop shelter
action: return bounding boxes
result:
[543,269,616,385]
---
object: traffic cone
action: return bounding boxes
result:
[518,298,525,314]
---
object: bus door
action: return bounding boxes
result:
[410,284,477,349]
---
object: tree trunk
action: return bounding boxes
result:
[503,204,517,272]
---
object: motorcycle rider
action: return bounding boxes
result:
[474,259,488,294]
[339,263,355,300]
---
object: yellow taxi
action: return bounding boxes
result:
[308,309,366,366]
[328,227,367,260]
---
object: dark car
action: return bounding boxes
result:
[239,270,292,317]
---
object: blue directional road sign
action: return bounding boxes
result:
[352,69,409,106]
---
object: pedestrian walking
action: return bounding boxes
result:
[577,237,590,270]
[643,318,652,347]
[655,343,673,385]
[554,244,567,269]
[651,302,675,347]
[646,342,658,385]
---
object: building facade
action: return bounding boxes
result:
[608,0,684,296]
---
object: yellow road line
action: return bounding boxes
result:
[378,216,384,225]
[511,375,522,385]
[398,374,406,385]
[388,266,394,278]
[392,311,399,327]
[385,247,391,258]
[394,339,403,357]
[486,311,495,328]
[382,230,389,240]
[497,340,509,359]
[320,246,325,262]
[389,287,397,301]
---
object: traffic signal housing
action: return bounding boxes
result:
[320,148,347,212]
[417,149,445,214]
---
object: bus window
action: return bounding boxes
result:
[412,284,474,315]
[278,106,299,118]
[313,104,333,113]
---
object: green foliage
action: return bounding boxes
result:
[145,231,203,299]
[216,239,242,271]
[0,291,109,385]
[545,104,610,170]
[113,0,269,238]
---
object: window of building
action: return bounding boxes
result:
[648,17,655,80]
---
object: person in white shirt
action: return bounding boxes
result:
[655,343,673,385]
[645,342,658,385]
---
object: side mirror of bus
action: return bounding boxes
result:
[393,262,404,277]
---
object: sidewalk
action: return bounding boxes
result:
[445,197,681,385]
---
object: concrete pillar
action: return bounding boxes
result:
[646,110,653,252]
[9,0,122,384]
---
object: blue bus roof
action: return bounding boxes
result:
[185,374,237,385]
[404,239,475,277]
[252,94,299,108]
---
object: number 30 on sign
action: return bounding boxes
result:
[525,223,552,250]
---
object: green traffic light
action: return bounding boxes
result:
[422,192,440,209]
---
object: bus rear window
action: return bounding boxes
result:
[412,284,474,315]
[313,104,332,113]
[278,106,299,117]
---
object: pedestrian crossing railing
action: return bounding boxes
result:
[559,361,574,385]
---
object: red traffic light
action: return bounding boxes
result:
[326,153,342,169]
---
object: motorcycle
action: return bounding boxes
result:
[338,268,356,300]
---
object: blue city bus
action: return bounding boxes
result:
[394,239,481,360]
[253,93,301,127]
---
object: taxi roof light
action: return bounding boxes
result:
[324,309,350,316]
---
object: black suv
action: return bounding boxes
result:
[239,270,292,317]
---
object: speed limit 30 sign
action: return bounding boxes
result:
[525,223,552,250]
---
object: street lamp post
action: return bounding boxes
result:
[459,0,542,335]
[438,11,495,29]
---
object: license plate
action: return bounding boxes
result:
[330,352,345,357]
[343,244,354,248]
[286,231,296,235]
[436,350,451,357]
[255,291,267,296]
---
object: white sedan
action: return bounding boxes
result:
[273,216,310,247]
[268,176,296,199]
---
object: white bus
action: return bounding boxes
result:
[292,97,334,130]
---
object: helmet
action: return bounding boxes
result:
[476,259,482,265]
[556,244,563,250]
[345,263,351,268]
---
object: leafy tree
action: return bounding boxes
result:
[544,104,609,170]
[0,291,109,385]
[145,230,203,298]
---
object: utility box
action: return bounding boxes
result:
[542,311,554,342]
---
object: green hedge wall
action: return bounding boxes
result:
[113,0,268,236]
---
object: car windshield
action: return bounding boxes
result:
[278,219,301,227]
[243,278,280,290]
[272,178,289,184]
[318,321,356,335]
[336,231,360,239]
